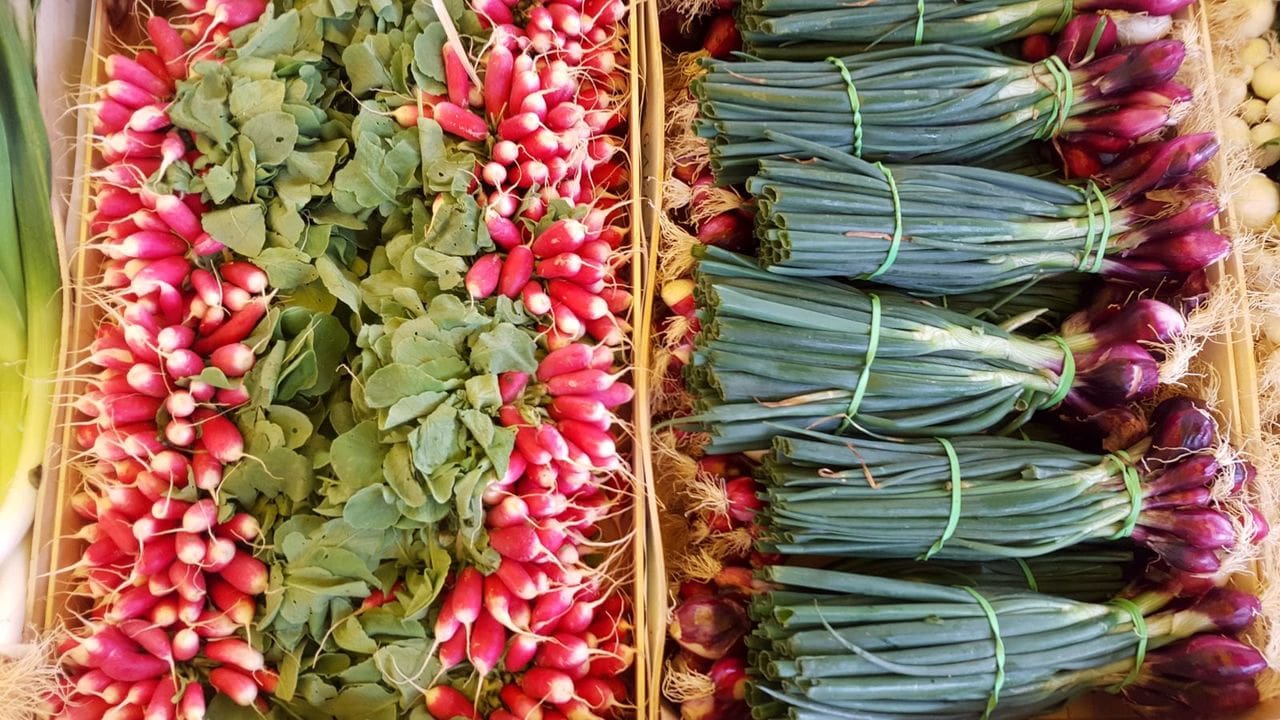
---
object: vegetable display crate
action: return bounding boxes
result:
[29,0,653,714]
[633,0,1280,718]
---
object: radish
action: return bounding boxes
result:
[424,686,478,720]
[521,667,576,705]
[468,610,507,675]
[466,253,503,298]
[178,682,206,720]
[219,551,268,595]
[208,667,257,707]
[205,638,265,672]
[144,677,178,720]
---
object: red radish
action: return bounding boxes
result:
[443,43,474,107]
[145,676,178,720]
[490,525,545,562]
[209,667,258,707]
[175,532,208,565]
[209,343,254,377]
[119,620,174,663]
[219,551,268,595]
[521,667,576,705]
[191,448,223,491]
[129,105,173,133]
[191,298,267,354]
[500,685,544,720]
[499,245,535,298]
[452,567,484,625]
[466,253,503,298]
[424,686,478,720]
[522,281,553,315]
[202,536,237,572]
[194,411,243,463]
[536,633,590,670]
[488,495,531,528]
[504,634,540,673]
[209,577,255,625]
[205,638,265,673]
[589,380,633,408]
[468,610,507,675]
[434,102,489,141]
[549,279,607,320]
[517,426,554,465]
[105,585,162,624]
[438,626,468,668]
[496,557,539,600]
[217,512,261,543]
[145,17,189,78]
[498,371,529,403]
[485,45,515,118]
[549,395,608,424]
[178,682,206,720]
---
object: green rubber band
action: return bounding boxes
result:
[1036,55,1074,140]
[827,57,864,157]
[914,0,926,45]
[1052,0,1074,34]
[960,587,1006,720]
[1106,597,1148,692]
[843,294,881,425]
[921,437,962,560]
[1078,183,1098,273]
[1106,456,1142,540]
[1088,181,1111,274]
[863,163,903,280]
[1014,559,1038,592]
[1042,336,1075,408]
[1083,14,1109,61]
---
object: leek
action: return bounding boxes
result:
[0,0,62,536]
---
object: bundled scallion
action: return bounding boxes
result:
[826,549,1136,604]
[748,566,1267,720]
[757,421,1259,573]
[748,133,1224,293]
[694,41,1186,183]
[683,248,1179,451]
[737,0,1192,57]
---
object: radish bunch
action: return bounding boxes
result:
[58,4,272,718]
[414,0,638,714]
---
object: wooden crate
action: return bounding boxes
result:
[634,0,1280,717]
[30,0,651,711]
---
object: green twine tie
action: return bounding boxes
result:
[914,0,926,44]
[1105,453,1143,539]
[961,587,1006,720]
[1035,55,1074,140]
[1106,597,1148,692]
[863,163,903,280]
[1077,181,1111,273]
[1052,0,1074,34]
[842,294,881,425]
[1042,336,1075,408]
[921,438,962,560]
[827,57,864,157]
[1014,559,1038,592]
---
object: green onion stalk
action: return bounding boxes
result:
[681,247,1181,451]
[824,549,1136,604]
[737,0,1190,58]
[746,134,1224,294]
[756,425,1260,573]
[746,566,1266,720]
[693,41,1186,184]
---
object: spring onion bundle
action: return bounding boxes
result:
[748,134,1224,293]
[683,248,1178,451]
[748,566,1266,720]
[693,41,1186,183]
[737,0,1192,57]
[827,549,1136,603]
[757,424,1258,573]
